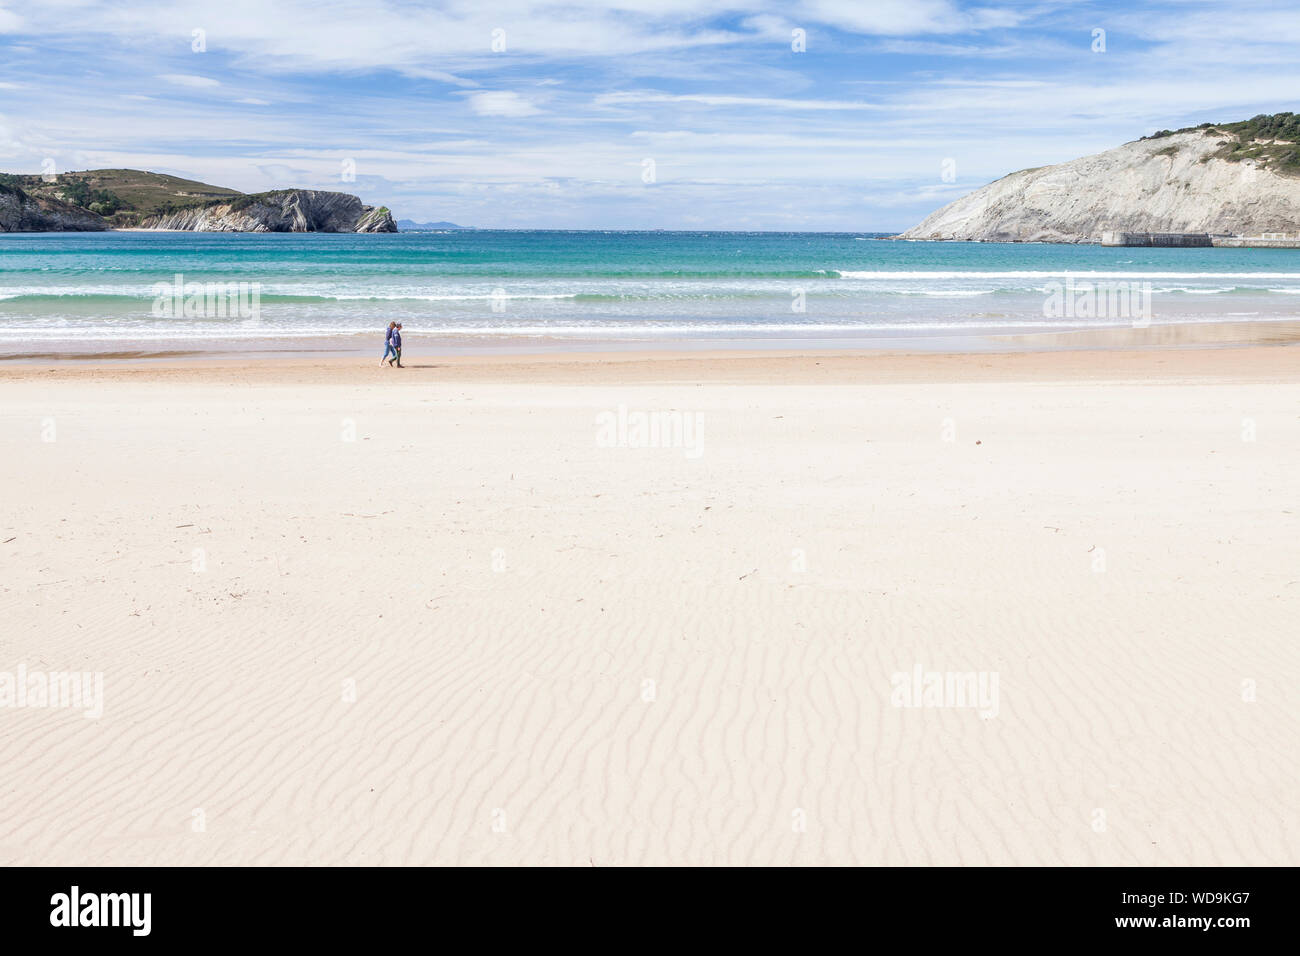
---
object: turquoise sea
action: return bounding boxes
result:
[3,230,1300,354]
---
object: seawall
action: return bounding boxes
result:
[1101,230,1300,248]
[1100,231,1213,247]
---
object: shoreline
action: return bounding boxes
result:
[2,341,1297,386]
[2,319,1297,384]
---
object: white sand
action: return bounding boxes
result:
[1,350,1297,865]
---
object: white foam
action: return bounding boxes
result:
[903,289,996,297]
[3,315,1277,343]
[839,270,1300,280]
[324,292,580,301]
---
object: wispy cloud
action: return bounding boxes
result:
[0,1,1296,228]
[799,0,1026,36]
[595,91,888,110]
[157,73,220,88]
[463,91,543,117]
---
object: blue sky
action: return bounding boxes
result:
[1,0,1298,229]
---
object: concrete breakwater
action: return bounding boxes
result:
[1212,236,1300,248]
[1100,231,1212,247]
[1101,230,1300,248]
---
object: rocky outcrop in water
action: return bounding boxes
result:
[0,184,109,231]
[899,126,1300,243]
[140,189,396,233]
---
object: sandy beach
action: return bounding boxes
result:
[2,343,1298,866]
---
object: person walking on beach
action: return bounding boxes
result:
[389,322,403,367]
[381,321,397,366]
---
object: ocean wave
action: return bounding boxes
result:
[839,270,1300,280]
[901,289,996,297]
[1,315,1281,342]
[6,274,1300,305]
[4,285,1299,308]
[0,290,584,304]
[323,292,580,302]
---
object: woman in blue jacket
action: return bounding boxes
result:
[381,321,397,366]
[389,323,403,367]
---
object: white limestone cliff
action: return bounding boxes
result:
[899,128,1300,242]
[141,189,397,233]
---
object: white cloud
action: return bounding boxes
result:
[255,162,311,183]
[596,91,887,111]
[799,0,1022,36]
[463,91,542,117]
[157,73,221,88]
[0,0,1026,74]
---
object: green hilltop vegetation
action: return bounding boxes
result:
[0,168,244,226]
[1141,112,1300,176]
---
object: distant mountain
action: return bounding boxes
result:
[397,219,469,230]
[0,169,396,232]
[899,113,1300,243]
